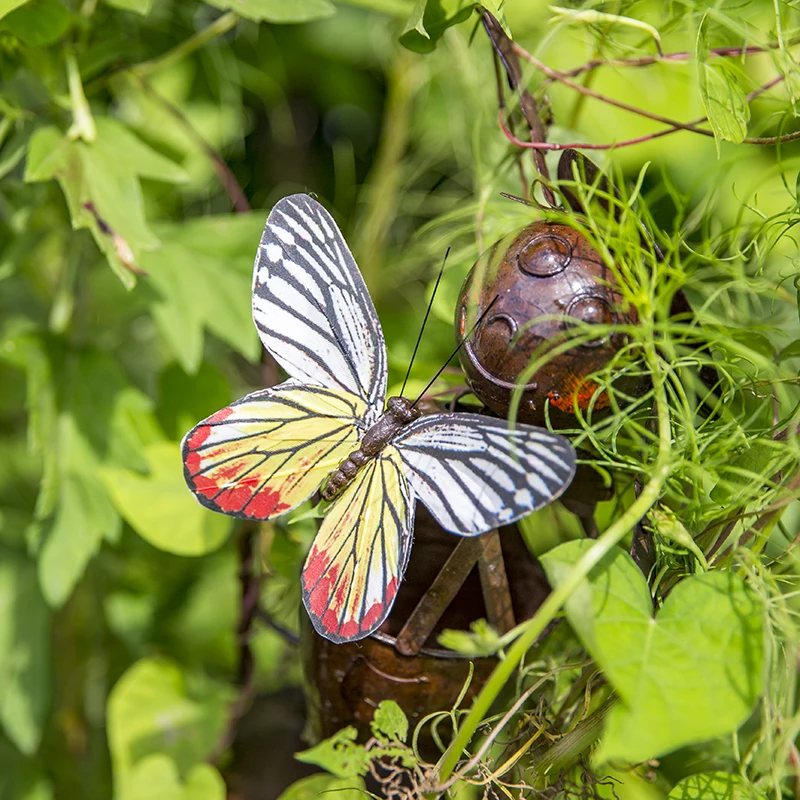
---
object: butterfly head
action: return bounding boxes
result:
[386,396,421,424]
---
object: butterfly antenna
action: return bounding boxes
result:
[411,295,498,408]
[400,247,450,398]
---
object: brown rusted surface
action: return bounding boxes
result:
[395,536,483,656]
[476,530,515,633]
[302,506,551,754]
[456,221,644,428]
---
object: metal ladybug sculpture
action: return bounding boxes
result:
[457,220,643,428]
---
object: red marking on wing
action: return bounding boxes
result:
[386,577,398,603]
[303,547,329,591]
[322,609,341,635]
[185,450,202,474]
[216,485,252,513]
[192,474,220,499]
[361,600,385,632]
[339,620,359,639]
[187,425,212,450]
[244,487,289,518]
[209,407,234,423]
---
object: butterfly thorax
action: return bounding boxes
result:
[321,396,421,501]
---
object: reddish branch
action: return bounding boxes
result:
[501,36,799,151]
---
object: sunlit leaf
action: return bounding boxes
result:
[141,215,263,372]
[120,755,225,800]
[666,771,766,800]
[103,442,232,556]
[0,0,29,21]
[103,0,153,14]
[541,540,764,763]
[107,657,231,794]
[549,6,661,52]
[276,774,366,800]
[295,727,371,778]
[400,0,474,53]
[371,700,408,742]
[696,16,749,150]
[0,0,71,44]
[203,0,335,23]
[25,120,188,287]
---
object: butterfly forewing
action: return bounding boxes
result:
[253,194,387,423]
[302,447,413,643]
[182,383,366,520]
[393,414,577,535]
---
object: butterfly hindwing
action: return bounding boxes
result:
[182,382,366,520]
[302,446,413,643]
[253,194,387,423]
[393,414,577,535]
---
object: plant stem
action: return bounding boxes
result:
[353,46,414,294]
[131,12,238,80]
[435,343,673,786]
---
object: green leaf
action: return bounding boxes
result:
[295,727,371,778]
[36,349,157,606]
[0,550,50,755]
[709,439,794,505]
[549,6,661,52]
[371,700,408,743]
[107,657,231,794]
[0,0,72,45]
[696,17,749,150]
[120,755,225,800]
[666,771,766,800]
[103,442,232,556]
[541,540,764,763]
[0,0,29,21]
[39,461,120,606]
[203,0,335,23]
[0,739,53,800]
[276,774,366,800]
[103,0,153,14]
[438,617,502,657]
[25,120,188,287]
[400,0,475,53]
[649,507,708,569]
[779,338,800,360]
[141,215,263,371]
[480,1,511,37]
[158,363,231,441]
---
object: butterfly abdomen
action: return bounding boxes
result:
[321,396,421,501]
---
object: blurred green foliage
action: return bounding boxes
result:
[2,0,800,798]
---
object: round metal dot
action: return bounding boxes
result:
[518,234,572,277]
[565,294,614,348]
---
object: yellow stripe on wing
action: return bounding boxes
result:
[301,446,413,643]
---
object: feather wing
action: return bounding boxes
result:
[393,414,576,535]
[253,194,387,423]
[182,382,365,520]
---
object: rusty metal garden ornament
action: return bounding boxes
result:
[457,220,642,428]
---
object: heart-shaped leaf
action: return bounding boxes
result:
[541,540,764,763]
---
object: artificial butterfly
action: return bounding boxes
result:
[182,194,577,644]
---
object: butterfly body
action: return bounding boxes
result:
[182,193,578,643]
[322,396,421,500]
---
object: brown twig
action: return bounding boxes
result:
[131,73,251,213]
[481,11,556,207]
[508,42,798,150]
[548,40,799,83]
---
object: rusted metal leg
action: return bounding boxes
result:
[476,529,516,634]
[395,537,483,656]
